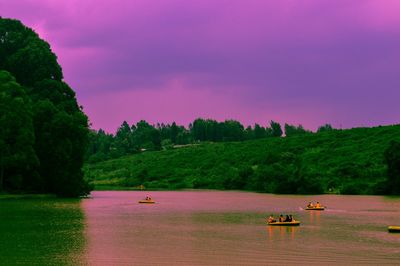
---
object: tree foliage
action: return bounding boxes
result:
[270,120,283,137]
[0,71,38,191]
[317,124,334,133]
[86,124,400,195]
[0,17,90,196]
[87,119,290,162]
[284,123,311,137]
[384,140,400,194]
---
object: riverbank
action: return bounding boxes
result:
[93,184,182,191]
[94,184,145,191]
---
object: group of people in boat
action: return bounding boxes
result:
[145,196,152,201]
[268,214,295,223]
[307,201,322,208]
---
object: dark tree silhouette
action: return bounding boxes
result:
[384,140,400,194]
[270,120,283,137]
[0,18,90,196]
[0,71,38,191]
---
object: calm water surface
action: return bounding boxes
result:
[1,191,400,265]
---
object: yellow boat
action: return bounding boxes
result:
[267,221,300,226]
[388,226,400,233]
[305,206,325,211]
[138,199,155,204]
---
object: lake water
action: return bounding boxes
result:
[1,191,400,265]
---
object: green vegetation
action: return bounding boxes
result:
[384,140,400,194]
[86,119,290,162]
[85,124,400,195]
[0,17,91,197]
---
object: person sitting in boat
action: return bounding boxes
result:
[279,214,284,222]
[315,202,321,208]
[307,202,314,208]
[268,215,276,223]
[289,214,294,222]
[284,215,291,222]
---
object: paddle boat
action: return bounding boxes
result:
[138,197,155,204]
[388,226,400,233]
[267,220,300,226]
[305,206,325,211]
[305,201,325,210]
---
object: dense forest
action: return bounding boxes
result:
[0,18,91,196]
[85,124,400,195]
[86,119,318,162]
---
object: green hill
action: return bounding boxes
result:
[84,124,400,195]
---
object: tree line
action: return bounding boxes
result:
[0,18,91,196]
[86,124,400,195]
[86,118,335,162]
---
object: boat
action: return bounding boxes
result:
[305,206,325,211]
[267,221,300,226]
[138,199,155,204]
[388,226,400,233]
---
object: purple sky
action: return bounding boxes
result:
[1,0,400,133]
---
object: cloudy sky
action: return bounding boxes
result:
[1,0,399,133]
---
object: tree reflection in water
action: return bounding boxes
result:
[0,198,85,265]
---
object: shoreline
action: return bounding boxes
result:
[92,186,398,196]
[2,188,399,198]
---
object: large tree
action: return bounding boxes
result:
[0,17,90,196]
[133,120,161,150]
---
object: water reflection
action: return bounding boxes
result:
[308,209,321,225]
[266,225,298,240]
[0,198,85,265]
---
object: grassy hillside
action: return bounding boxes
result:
[84,125,400,195]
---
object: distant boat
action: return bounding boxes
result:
[138,198,155,204]
[388,226,400,233]
[305,202,325,210]
[267,221,300,226]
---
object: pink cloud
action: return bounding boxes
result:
[83,77,333,133]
